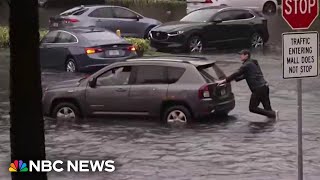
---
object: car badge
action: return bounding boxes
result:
[156,32,160,36]
[112,45,118,48]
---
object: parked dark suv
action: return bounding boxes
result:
[42,56,235,123]
[150,6,269,52]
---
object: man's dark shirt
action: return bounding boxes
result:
[226,59,267,92]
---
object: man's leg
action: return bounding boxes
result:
[249,86,275,118]
[260,86,276,117]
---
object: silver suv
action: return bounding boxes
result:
[42,56,235,123]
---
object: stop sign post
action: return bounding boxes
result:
[282,0,319,180]
[282,0,319,29]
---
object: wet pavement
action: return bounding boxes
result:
[0,48,320,180]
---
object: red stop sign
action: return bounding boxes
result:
[282,0,319,29]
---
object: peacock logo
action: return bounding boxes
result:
[9,160,28,172]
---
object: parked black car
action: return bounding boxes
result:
[149,6,269,52]
[40,27,137,72]
[49,5,161,38]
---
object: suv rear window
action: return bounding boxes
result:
[135,66,167,84]
[198,64,225,83]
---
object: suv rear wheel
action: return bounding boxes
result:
[52,102,81,121]
[163,105,192,124]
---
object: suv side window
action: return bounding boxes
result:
[214,11,233,21]
[56,32,77,43]
[134,66,167,84]
[88,7,113,18]
[41,31,59,44]
[96,66,132,86]
[113,7,136,19]
[168,67,185,83]
[215,10,254,21]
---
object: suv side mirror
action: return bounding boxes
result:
[213,18,223,24]
[88,78,97,88]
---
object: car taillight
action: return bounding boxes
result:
[85,48,103,54]
[63,18,79,23]
[198,84,211,99]
[204,0,213,3]
[127,45,136,52]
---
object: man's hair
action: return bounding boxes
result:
[239,49,251,58]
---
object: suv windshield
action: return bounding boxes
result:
[198,64,225,83]
[181,9,218,22]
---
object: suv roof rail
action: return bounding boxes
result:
[141,55,208,60]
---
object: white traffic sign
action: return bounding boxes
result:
[283,31,319,79]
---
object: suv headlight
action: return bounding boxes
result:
[168,31,184,36]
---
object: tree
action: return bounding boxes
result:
[9,0,47,179]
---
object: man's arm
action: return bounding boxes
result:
[225,65,246,83]
[234,74,245,82]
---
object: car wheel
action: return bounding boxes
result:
[163,105,192,124]
[187,35,203,53]
[52,102,81,121]
[65,58,78,73]
[250,33,264,48]
[263,2,277,16]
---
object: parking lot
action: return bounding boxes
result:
[1,0,320,179]
[1,48,320,179]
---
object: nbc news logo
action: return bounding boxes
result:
[9,160,115,173]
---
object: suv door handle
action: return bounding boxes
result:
[116,88,126,92]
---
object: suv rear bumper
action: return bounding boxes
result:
[194,93,235,118]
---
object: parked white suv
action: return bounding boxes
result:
[186,0,278,15]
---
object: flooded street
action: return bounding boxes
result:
[1,47,320,179]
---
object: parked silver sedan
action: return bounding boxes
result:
[49,5,161,38]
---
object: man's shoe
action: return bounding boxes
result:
[275,110,279,121]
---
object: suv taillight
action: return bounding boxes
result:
[198,84,211,99]
[204,0,213,3]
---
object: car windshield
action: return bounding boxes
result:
[81,31,122,42]
[180,9,218,22]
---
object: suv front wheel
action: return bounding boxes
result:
[52,102,81,121]
[163,105,192,124]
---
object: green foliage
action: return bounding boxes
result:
[0,26,49,48]
[0,26,9,48]
[125,37,150,54]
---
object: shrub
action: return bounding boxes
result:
[0,26,49,48]
[0,26,9,48]
[125,37,150,57]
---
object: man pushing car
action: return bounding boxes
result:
[217,49,279,120]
